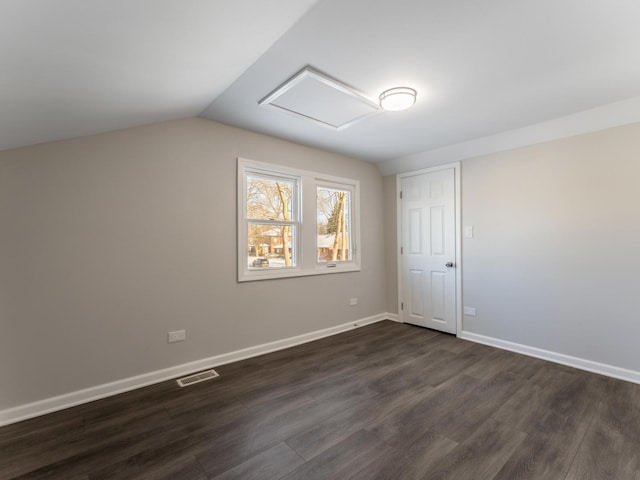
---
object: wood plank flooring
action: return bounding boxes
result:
[2,320,640,479]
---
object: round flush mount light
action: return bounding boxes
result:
[379,87,417,111]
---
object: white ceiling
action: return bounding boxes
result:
[0,0,319,152]
[3,0,640,170]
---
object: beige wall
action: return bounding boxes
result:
[385,122,640,373]
[462,123,640,372]
[6,114,639,412]
[0,118,386,410]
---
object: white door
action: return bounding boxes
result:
[400,168,457,333]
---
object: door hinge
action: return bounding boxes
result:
[401,302,404,310]
[400,191,403,199]
[400,246,403,255]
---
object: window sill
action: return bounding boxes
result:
[238,264,361,282]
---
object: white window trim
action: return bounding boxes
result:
[238,158,361,282]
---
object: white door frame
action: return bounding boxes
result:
[396,162,463,336]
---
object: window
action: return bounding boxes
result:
[316,184,353,263]
[238,158,360,281]
[245,172,299,270]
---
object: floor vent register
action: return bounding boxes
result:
[176,369,219,387]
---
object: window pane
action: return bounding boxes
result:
[246,174,294,221]
[317,186,352,262]
[248,224,296,269]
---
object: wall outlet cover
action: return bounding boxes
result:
[168,330,186,343]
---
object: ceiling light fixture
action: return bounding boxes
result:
[379,87,417,111]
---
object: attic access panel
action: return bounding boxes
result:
[259,67,380,130]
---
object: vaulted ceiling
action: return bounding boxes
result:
[3,0,640,171]
[0,0,319,152]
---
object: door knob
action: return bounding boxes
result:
[445,262,455,268]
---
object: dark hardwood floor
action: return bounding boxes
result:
[2,320,640,479]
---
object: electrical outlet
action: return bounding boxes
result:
[463,307,477,316]
[349,297,358,306]
[168,330,186,343]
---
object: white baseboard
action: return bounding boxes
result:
[385,312,400,322]
[459,330,640,385]
[0,313,395,427]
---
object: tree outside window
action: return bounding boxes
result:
[317,186,351,262]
